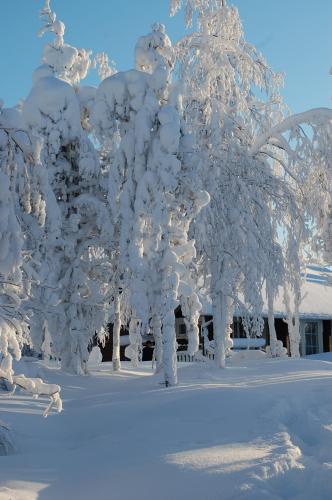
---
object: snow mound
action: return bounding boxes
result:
[230,349,267,363]
[166,431,302,477]
[87,346,103,366]
[266,340,288,358]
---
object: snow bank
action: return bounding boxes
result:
[230,349,267,363]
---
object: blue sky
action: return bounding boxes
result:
[0,0,331,113]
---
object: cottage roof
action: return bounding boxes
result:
[199,265,332,320]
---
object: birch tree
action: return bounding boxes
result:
[171,0,295,366]
[93,24,209,384]
[0,106,62,422]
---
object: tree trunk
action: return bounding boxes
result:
[267,284,277,357]
[291,324,300,357]
[60,335,88,375]
[152,313,163,373]
[182,294,200,356]
[128,317,141,367]
[162,309,178,386]
[214,290,229,368]
[211,259,230,369]
[112,289,121,371]
[290,287,301,358]
[283,283,300,358]
[159,217,179,386]
[60,302,89,375]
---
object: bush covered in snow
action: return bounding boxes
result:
[266,340,288,359]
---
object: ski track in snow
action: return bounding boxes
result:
[0,357,332,499]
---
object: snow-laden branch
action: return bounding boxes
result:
[1,372,62,418]
[251,108,332,155]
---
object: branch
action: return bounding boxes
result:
[251,107,332,155]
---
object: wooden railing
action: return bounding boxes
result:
[176,351,214,362]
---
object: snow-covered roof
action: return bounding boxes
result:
[200,266,332,320]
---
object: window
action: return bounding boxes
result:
[304,322,319,355]
[231,319,246,338]
[179,324,187,336]
[176,319,187,339]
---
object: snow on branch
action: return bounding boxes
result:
[0,96,62,418]
[251,108,332,156]
[37,0,92,85]
[38,0,64,48]
[0,317,62,418]
[9,375,62,418]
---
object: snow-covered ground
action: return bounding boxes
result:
[1,355,332,500]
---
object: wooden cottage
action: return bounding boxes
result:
[100,265,332,361]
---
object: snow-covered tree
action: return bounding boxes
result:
[171,0,299,366]
[251,101,332,357]
[0,105,62,419]
[38,0,92,85]
[93,24,209,384]
[21,2,113,374]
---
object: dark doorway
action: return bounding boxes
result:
[323,320,332,352]
[274,318,290,354]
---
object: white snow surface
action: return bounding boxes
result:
[1,356,332,499]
